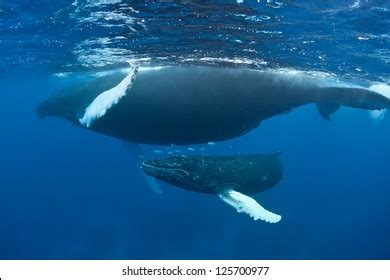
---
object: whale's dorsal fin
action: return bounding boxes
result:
[316,102,341,120]
[217,189,281,223]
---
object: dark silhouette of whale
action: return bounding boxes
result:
[36,66,390,145]
[141,153,283,223]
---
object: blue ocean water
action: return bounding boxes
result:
[0,0,389,259]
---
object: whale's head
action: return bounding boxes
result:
[35,91,84,123]
[36,95,65,119]
[141,156,205,189]
[36,72,130,124]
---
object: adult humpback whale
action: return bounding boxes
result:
[141,153,283,223]
[36,66,390,145]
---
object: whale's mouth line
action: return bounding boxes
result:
[142,162,182,171]
[142,162,190,186]
[141,162,189,178]
[141,162,157,170]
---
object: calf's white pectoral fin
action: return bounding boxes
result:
[218,189,281,223]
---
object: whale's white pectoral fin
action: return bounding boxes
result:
[142,172,163,195]
[218,189,281,223]
[121,141,163,195]
[79,67,138,127]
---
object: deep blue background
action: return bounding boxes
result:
[0,0,389,259]
[0,73,389,259]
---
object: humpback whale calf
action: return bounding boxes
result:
[36,66,390,145]
[141,153,283,223]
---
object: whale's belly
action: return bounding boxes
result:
[91,67,267,144]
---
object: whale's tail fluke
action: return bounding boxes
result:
[316,86,390,120]
[368,84,390,122]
